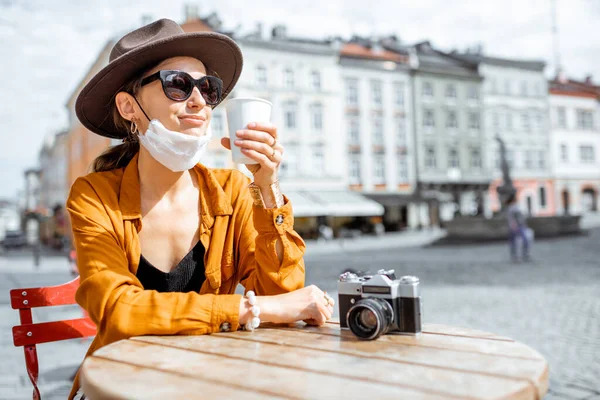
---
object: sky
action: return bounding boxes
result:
[0,0,599,201]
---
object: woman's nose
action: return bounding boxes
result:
[186,86,207,109]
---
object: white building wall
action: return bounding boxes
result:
[550,92,600,215]
[340,65,415,192]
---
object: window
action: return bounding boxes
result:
[445,84,457,99]
[506,112,513,131]
[345,78,359,106]
[422,82,434,98]
[467,85,479,100]
[281,144,299,177]
[211,114,223,137]
[373,118,384,145]
[349,155,361,184]
[396,117,406,145]
[495,148,501,169]
[283,68,294,89]
[504,80,511,95]
[371,80,383,105]
[524,150,533,169]
[468,112,480,130]
[520,81,528,96]
[348,118,360,145]
[373,155,385,184]
[535,112,544,132]
[425,146,437,169]
[423,109,435,128]
[310,103,323,131]
[556,107,567,129]
[448,148,459,168]
[492,113,500,131]
[539,186,547,208]
[397,155,408,180]
[283,101,297,129]
[470,148,482,169]
[256,65,267,86]
[522,113,530,133]
[393,82,405,107]
[312,145,324,174]
[576,110,594,130]
[534,82,541,96]
[580,146,595,163]
[310,70,321,91]
[489,78,497,94]
[446,110,458,129]
[538,150,546,169]
[560,144,568,162]
[213,155,227,169]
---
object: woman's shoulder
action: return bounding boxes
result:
[209,168,251,188]
[68,169,124,205]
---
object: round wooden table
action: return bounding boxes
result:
[80,322,548,399]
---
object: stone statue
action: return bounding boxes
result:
[496,136,517,209]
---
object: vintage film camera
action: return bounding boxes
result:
[337,269,422,340]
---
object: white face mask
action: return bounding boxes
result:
[138,119,212,172]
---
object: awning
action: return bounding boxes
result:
[285,190,384,218]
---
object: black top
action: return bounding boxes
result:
[136,241,206,293]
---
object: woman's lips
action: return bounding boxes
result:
[179,116,206,127]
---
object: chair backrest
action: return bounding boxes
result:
[10,277,96,400]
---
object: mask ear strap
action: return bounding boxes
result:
[132,96,152,122]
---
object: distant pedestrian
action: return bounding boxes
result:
[505,194,531,262]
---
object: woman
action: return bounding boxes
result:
[68,19,333,399]
[505,194,531,262]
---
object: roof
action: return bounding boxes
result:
[340,43,407,63]
[549,78,600,99]
[408,42,481,79]
[450,52,546,72]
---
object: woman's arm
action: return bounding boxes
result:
[68,177,244,344]
[231,172,306,296]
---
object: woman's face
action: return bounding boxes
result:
[132,56,212,137]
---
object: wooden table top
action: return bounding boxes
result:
[80,321,548,400]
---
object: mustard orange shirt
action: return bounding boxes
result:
[66,153,306,399]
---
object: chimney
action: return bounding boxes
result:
[271,25,287,40]
[141,14,153,26]
[584,75,593,86]
[256,22,263,40]
[184,3,200,22]
[557,69,568,84]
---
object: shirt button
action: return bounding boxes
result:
[275,214,284,225]
[220,322,231,332]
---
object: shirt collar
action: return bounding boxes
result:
[119,153,233,225]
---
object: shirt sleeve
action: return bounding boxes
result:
[232,174,306,295]
[67,177,243,345]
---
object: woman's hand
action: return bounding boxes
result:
[220,122,284,187]
[240,285,335,327]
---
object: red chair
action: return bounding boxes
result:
[10,277,96,399]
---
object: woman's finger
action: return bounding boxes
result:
[236,129,276,146]
[247,122,277,139]
[240,148,277,169]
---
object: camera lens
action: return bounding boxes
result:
[347,298,393,340]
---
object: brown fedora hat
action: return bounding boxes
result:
[76,18,243,139]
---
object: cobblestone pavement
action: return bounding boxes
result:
[305,229,600,400]
[1,229,599,399]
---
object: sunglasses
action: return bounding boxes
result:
[140,70,223,105]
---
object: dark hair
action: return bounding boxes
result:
[91,70,147,173]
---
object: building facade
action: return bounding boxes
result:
[549,76,600,215]
[455,53,554,216]
[339,38,417,230]
[407,42,490,226]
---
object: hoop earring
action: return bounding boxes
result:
[130,120,138,135]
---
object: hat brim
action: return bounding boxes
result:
[76,32,243,139]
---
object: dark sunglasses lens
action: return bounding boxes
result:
[163,72,192,101]
[200,77,222,105]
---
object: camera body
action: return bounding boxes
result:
[337,269,422,340]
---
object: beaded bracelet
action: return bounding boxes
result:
[243,291,261,331]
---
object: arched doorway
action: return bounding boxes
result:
[562,189,570,215]
[582,187,598,212]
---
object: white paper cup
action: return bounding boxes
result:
[224,97,273,164]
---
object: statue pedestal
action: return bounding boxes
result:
[434,215,583,245]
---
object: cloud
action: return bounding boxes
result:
[0,0,598,201]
